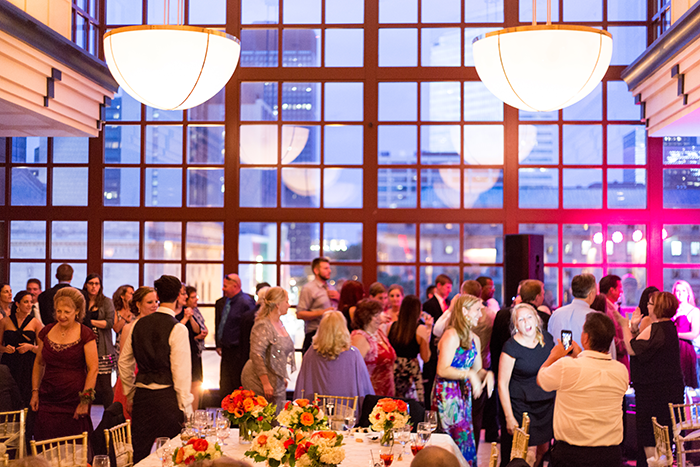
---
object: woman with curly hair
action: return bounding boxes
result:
[294,311,374,412]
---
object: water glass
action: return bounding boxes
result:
[155,437,171,467]
[344,413,357,438]
[396,426,410,458]
[194,410,208,436]
[93,455,109,467]
[216,417,231,445]
[416,422,431,444]
[424,411,438,433]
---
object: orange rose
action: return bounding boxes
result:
[396,400,408,412]
[233,389,242,397]
[232,408,244,418]
[257,396,268,407]
[296,399,309,408]
[257,434,268,446]
[243,398,255,412]
[175,449,184,464]
[300,412,315,426]
[312,431,336,440]
[382,400,397,413]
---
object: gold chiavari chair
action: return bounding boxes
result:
[105,420,133,467]
[314,394,358,419]
[30,432,88,467]
[650,417,673,466]
[488,442,498,467]
[668,402,700,467]
[0,408,28,459]
[510,412,530,461]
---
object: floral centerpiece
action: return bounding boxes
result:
[172,438,223,466]
[294,431,345,467]
[245,429,345,467]
[369,398,410,446]
[221,387,276,443]
[244,426,301,467]
[277,399,328,432]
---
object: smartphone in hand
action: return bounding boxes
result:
[561,330,573,351]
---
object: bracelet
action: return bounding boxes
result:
[32,388,39,392]
[78,388,96,404]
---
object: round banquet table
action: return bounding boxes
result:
[134,429,468,467]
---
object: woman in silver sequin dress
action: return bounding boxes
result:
[241,286,296,413]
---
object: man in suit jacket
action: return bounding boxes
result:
[422,274,453,408]
[38,263,73,325]
[215,273,256,401]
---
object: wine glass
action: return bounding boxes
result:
[93,455,109,467]
[396,426,410,460]
[205,409,217,439]
[416,422,431,445]
[424,411,438,433]
[216,417,231,445]
[344,410,357,439]
[379,446,394,467]
[155,437,171,466]
[410,433,426,456]
[194,410,208,437]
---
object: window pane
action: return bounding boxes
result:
[377,265,416,294]
[146,126,183,164]
[608,0,646,21]
[52,167,88,206]
[378,169,418,208]
[463,224,503,264]
[11,167,46,206]
[563,83,602,121]
[281,222,320,261]
[242,0,279,24]
[107,88,142,121]
[463,266,504,305]
[609,267,647,307]
[663,269,700,307]
[378,126,417,164]
[185,263,224,303]
[282,125,319,164]
[465,168,503,208]
[188,88,225,121]
[53,138,89,163]
[563,0,601,21]
[144,222,182,260]
[147,0,178,24]
[520,0,559,22]
[325,83,363,121]
[283,265,311,304]
[324,125,363,165]
[464,28,499,66]
[465,0,504,22]
[608,125,646,165]
[563,169,602,209]
[379,0,417,23]
[106,0,142,24]
[240,168,277,207]
[421,126,460,165]
[282,29,321,67]
[10,221,46,258]
[563,126,602,165]
[239,263,277,296]
[519,224,558,263]
[9,263,45,296]
[241,82,278,121]
[103,221,139,260]
[422,168,460,208]
[52,221,87,260]
[664,136,700,165]
[187,169,224,207]
[240,222,278,261]
[608,168,646,209]
[379,83,417,121]
[240,29,279,67]
[422,0,460,22]
[144,263,181,286]
[607,224,646,264]
[421,28,460,67]
[664,169,700,208]
[12,138,47,163]
[609,26,647,66]
[379,29,418,67]
[563,224,602,264]
[0,138,5,163]
[607,81,640,121]
[103,263,139,297]
[324,223,362,261]
[419,266,459,299]
[377,223,416,262]
[519,109,558,121]
[50,263,86,288]
[282,82,321,121]
[0,168,4,206]
[325,29,364,67]
[146,106,182,122]
[543,266,559,308]
[188,126,225,164]
[331,266,362,288]
[324,168,362,208]
[326,0,364,23]
[518,168,558,208]
[104,168,140,206]
[562,267,603,305]
[420,224,460,263]
[464,82,503,121]
[282,168,320,207]
[283,0,321,23]
[463,125,504,165]
[519,125,558,165]
[189,0,225,24]
[240,125,277,165]
[104,125,140,164]
[663,225,700,264]
[421,82,460,121]
[145,168,182,207]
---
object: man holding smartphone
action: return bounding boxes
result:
[537,313,629,467]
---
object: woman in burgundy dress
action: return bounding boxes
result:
[30,287,98,442]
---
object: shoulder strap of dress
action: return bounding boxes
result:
[18,313,33,331]
[9,313,19,329]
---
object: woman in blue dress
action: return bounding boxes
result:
[431,294,491,466]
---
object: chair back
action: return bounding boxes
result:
[314,394,358,420]
[31,432,89,467]
[510,412,530,461]
[0,408,28,458]
[488,442,498,467]
[105,420,133,467]
[2,454,8,467]
[668,402,700,437]
[650,417,673,466]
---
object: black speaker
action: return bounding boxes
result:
[504,234,544,307]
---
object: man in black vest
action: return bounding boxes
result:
[119,275,193,462]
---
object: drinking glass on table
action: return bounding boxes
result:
[344,410,357,438]
[93,455,109,467]
[424,411,438,433]
[216,417,231,445]
[416,422,431,444]
[395,426,410,460]
[410,433,426,456]
[155,437,172,467]
[194,410,208,437]
[379,446,394,467]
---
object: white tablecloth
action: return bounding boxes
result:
[136,430,467,467]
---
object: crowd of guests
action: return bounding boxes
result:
[2,258,700,467]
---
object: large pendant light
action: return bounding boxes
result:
[104,1,240,111]
[472,0,612,112]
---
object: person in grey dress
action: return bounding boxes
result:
[241,286,296,413]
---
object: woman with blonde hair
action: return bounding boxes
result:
[294,311,374,410]
[498,303,555,466]
[431,294,488,466]
[241,287,296,412]
[671,280,700,391]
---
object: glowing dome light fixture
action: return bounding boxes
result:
[104,25,240,110]
[472,0,612,112]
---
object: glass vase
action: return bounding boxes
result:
[380,429,394,447]
[238,419,254,444]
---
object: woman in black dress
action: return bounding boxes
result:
[614,291,684,467]
[498,303,555,466]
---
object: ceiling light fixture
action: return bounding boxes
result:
[103,0,240,111]
[472,0,612,112]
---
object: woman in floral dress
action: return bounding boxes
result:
[431,294,489,466]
